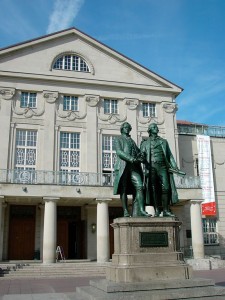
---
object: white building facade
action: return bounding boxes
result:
[0,28,220,263]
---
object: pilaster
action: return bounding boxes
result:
[0,87,14,169]
[42,91,58,170]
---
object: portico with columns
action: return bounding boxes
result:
[0,184,205,264]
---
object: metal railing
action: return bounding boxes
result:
[177,124,225,138]
[0,169,114,186]
[0,169,201,189]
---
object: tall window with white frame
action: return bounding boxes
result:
[15,130,37,183]
[202,218,219,245]
[20,92,37,108]
[60,132,80,184]
[104,99,118,114]
[63,95,78,111]
[142,102,156,118]
[102,135,117,185]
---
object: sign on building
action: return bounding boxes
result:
[197,135,216,216]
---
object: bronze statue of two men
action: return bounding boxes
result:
[113,122,185,218]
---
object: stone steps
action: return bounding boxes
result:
[0,262,108,278]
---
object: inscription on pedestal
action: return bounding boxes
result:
[140,231,168,247]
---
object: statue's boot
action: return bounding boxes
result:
[162,193,175,217]
[121,194,130,217]
[135,189,151,217]
[123,209,130,217]
[163,210,175,217]
[140,210,151,217]
[154,208,160,217]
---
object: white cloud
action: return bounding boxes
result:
[46,0,84,34]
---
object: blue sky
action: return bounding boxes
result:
[1,0,225,126]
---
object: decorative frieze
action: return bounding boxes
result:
[56,110,87,121]
[98,112,127,124]
[12,103,45,118]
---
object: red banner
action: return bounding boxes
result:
[202,202,216,216]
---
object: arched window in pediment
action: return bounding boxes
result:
[53,53,90,72]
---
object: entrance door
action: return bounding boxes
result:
[57,219,69,258]
[68,221,77,259]
[8,206,35,260]
[57,220,85,259]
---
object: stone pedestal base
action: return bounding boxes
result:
[107,217,191,282]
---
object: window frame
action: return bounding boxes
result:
[103,99,118,114]
[102,135,118,172]
[142,102,156,118]
[102,134,118,186]
[59,132,81,184]
[20,92,37,109]
[202,218,219,245]
[14,129,37,184]
[63,95,79,112]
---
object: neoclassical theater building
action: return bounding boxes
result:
[0,27,225,263]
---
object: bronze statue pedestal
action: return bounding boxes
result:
[74,217,225,299]
[106,217,191,282]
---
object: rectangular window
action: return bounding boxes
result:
[14,130,37,183]
[60,132,80,184]
[202,218,219,245]
[102,135,117,171]
[142,102,156,118]
[102,135,117,186]
[104,99,118,114]
[63,95,78,111]
[21,92,37,108]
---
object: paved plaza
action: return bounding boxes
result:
[0,269,224,299]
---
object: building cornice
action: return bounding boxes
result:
[0,71,181,95]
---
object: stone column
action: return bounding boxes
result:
[42,197,59,264]
[0,196,5,261]
[190,200,204,259]
[96,198,111,263]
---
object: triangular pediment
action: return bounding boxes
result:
[0,27,182,94]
